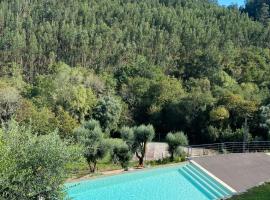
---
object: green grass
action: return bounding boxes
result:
[65,155,123,179]
[66,155,186,180]
[229,183,270,200]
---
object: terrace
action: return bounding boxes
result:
[66,141,270,199]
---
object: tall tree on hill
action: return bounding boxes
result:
[245,0,270,25]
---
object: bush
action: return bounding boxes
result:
[110,139,132,170]
[0,121,72,200]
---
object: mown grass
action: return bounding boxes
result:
[229,183,270,200]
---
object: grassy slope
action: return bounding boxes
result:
[230,183,270,200]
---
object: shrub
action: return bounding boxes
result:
[0,121,72,200]
[166,131,188,161]
[110,139,132,170]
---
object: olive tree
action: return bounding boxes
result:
[166,131,188,161]
[0,121,72,200]
[119,126,134,149]
[74,120,108,173]
[121,125,155,167]
[110,139,132,171]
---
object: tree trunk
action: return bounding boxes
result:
[170,152,174,161]
[139,157,144,166]
[136,151,144,167]
[88,161,97,173]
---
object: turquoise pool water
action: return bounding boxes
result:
[66,164,233,200]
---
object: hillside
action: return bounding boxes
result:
[1,0,270,143]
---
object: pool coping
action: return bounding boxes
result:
[190,160,237,194]
[66,162,188,184]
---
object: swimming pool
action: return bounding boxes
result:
[66,163,234,200]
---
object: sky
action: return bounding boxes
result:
[218,0,245,6]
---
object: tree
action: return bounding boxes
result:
[209,106,230,128]
[31,64,98,122]
[0,64,28,93]
[166,132,188,161]
[206,125,220,143]
[0,121,72,200]
[119,126,135,149]
[56,108,78,140]
[0,82,21,123]
[110,139,132,171]
[133,124,155,167]
[245,1,270,25]
[65,85,97,121]
[92,96,122,134]
[1,0,270,145]
[121,125,155,166]
[15,100,59,135]
[259,104,270,139]
[258,3,270,25]
[74,120,108,173]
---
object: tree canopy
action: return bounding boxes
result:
[0,121,73,200]
[1,0,270,144]
[2,0,270,198]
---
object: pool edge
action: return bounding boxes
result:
[66,161,188,185]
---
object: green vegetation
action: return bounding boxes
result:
[166,132,188,160]
[1,0,270,143]
[131,124,155,166]
[1,0,270,199]
[75,120,108,173]
[230,183,270,200]
[244,1,270,25]
[110,139,132,170]
[259,104,270,139]
[0,121,76,200]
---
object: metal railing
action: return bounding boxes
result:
[187,141,270,157]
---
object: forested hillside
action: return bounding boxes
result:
[1,0,270,144]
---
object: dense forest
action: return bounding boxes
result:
[2,0,270,199]
[245,0,270,25]
[1,0,270,144]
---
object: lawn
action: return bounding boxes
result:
[66,155,185,180]
[65,155,123,179]
[229,183,270,200]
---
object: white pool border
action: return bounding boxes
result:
[190,160,237,193]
